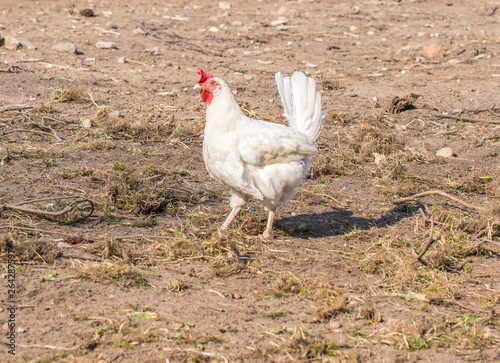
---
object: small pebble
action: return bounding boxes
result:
[436,147,454,158]
[132,27,148,35]
[208,27,220,32]
[329,321,342,329]
[96,41,117,49]
[153,47,161,55]
[3,36,21,50]
[82,118,92,128]
[108,110,121,120]
[270,19,288,26]
[277,25,289,31]
[219,2,231,10]
[80,9,94,17]
[423,43,444,58]
[52,42,77,54]
[117,56,126,63]
[232,20,243,26]
[17,38,37,50]
[57,242,72,248]
[105,21,118,30]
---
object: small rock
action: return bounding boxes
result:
[436,147,454,158]
[423,43,443,58]
[17,327,25,333]
[17,38,37,50]
[158,89,180,96]
[305,62,318,68]
[417,31,426,37]
[82,118,92,128]
[153,47,161,55]
[117,56,126,63]
[257,59,273,65]
[232,20,243,26]
[208,27,220,32]
[96,41,117,49]
[56,242,72,248]
[132,27,148,35]
[108,110,121,120]
[80,9,94,17]
[329,321,342,329]
[270,19,288,26]
[277,25,289,31]
[2,323,8,331]
[233,293,243,299]
[219,2,231,10]
[0,307,3,312]
[395,124,407,131]
[52,42,77,54]
[105,21,118,30]
[4,36,21,50]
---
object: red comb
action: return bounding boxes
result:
[197,67,213,84]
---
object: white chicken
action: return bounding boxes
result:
[194,68,324,238]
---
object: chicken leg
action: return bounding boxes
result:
[221,206,241,230]
[262,210,275,239]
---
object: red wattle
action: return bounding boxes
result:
[200,90,213,104]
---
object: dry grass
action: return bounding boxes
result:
[79,262,150,288]
[265,274,345,320]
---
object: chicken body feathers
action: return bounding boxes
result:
[202,73,323,213]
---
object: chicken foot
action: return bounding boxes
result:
[262,210,275,239]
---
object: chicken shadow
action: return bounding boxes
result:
[276,205,413,238]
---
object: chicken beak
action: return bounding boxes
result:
[193,83,203,90]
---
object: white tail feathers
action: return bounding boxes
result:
[275,72,325,142]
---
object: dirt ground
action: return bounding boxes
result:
[1,0,500,361]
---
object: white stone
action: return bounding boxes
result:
[270,19,288,26]
[52,42,77,53]
[436,147,454,158]
[132,28,148,35]
[4,36,21,50]
[82,118,92,128]
[96,41,117,49]
[219,2,231,10]
[208,27,220,32]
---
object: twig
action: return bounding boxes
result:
[393,190,488,214]
[1,199,94,219]
[1,128,63,140]
[0,225,77,237]
[18,344,80,351]
[23,113,64,141]
[389,67,485,78]
[412,215,435,260]
[0,65,24,73]
[0,103,32,113]
[437,114,500,124]
[207,289,226,298]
